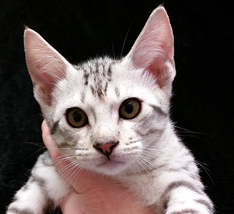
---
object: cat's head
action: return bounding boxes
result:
[24,6,175,175]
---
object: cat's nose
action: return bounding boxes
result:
[94,141,119,158]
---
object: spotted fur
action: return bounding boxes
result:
[7,6,214,214]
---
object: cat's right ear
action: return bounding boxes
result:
[24,28,69,106]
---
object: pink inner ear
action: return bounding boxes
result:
[24,29,67,106]
[28,53,67,106]
[32,71,62,106]
[147,61,170,88]
[127,6,174,89]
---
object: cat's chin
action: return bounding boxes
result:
[95,159,126,175]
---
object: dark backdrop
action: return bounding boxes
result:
[0,0,233,213]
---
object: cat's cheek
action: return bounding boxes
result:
[51,134,66,147]
[136,113,167,138]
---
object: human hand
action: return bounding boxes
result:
[41,120,153,214]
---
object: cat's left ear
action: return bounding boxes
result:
[24,28,70,106]
[125,6,175,94]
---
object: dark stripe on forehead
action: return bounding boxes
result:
[90,85,95,95]
[81,58,115,98]
[80,90,85,103]
[97,84,104,97]
[115,87,120,98]
[107,63,112,81]
[95,61,99,73]
[104,82,108,93]
[83,68,89,85]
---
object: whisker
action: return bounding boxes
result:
[26,147,47,158]
[120,22,133,57]
[175,126,212,140]
[196,160,215,186]
[136,157,152,175]
[111,39,116,59]
[139,153,156,169]
[21,142,47,158]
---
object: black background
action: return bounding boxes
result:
[0,0,233,213]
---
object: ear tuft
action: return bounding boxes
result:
[24,29,68,106]
[126,6,175,93]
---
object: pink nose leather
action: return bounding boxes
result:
[94,142,118,158]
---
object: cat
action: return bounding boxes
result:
[6,6,214,214]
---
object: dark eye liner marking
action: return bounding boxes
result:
[150,104,168,116]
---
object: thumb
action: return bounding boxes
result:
[41,120,106,192]
[41,120,154,214]
[41,120,80,186]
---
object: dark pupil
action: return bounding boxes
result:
[72,111,82,122]
[124,102,134,114]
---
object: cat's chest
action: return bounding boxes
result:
[115,171,163,207]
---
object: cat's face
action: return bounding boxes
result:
[24,6,175,175]
[50,57,169,175]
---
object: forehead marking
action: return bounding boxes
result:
[84,59,113,97]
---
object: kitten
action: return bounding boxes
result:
[7,6,214,214]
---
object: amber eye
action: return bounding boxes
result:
[119,98,141,119]
[66,108,88,128]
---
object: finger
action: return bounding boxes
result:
[60,179,153,214]
[41,120,92,189]
[41,120,61,158]
[41,121,153,213]
[41,120,75,182]
[41,121,129,196]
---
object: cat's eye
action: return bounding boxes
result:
[119,98,141,119]
[66,108,88,128]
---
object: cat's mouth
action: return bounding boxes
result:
[97,159,125,171]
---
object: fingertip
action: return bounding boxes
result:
[41,120,55,150]
[41,119,48,131]
[41,121,62,162]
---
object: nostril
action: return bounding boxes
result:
[94,141,119,158]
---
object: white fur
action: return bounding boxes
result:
[7,6,213,214]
